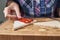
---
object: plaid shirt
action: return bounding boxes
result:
[17,0,57,17]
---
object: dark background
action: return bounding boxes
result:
[0,0,7,23]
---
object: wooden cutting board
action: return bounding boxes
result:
[0,18,60,36]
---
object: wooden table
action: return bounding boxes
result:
[0,18,60,40]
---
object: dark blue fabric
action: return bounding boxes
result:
[13,0,59,17]
[57,0,60,8]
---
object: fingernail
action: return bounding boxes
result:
[17,16,21,19]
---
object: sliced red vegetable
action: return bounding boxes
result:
[18,18,33,23]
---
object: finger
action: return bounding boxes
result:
[6,14,17,20]
[3,7,10,17]
[14,6,21,19]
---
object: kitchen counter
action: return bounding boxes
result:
[0,18,60,40]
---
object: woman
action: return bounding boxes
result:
[3,0,60,19]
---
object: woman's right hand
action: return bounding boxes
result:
[3,2,21,19]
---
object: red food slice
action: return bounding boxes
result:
[18,18,33,23]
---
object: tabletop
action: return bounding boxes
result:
[0,18,60,36]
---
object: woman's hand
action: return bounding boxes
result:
[3,2,21,19]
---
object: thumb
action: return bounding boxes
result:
[14,5,21,19]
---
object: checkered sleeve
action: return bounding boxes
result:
[46,0,56,7]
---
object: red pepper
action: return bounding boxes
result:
[18,18,33,23]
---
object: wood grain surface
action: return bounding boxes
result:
[0,18,60,40]
[0,18,60,36]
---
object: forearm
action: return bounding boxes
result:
[6,0,13,6]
